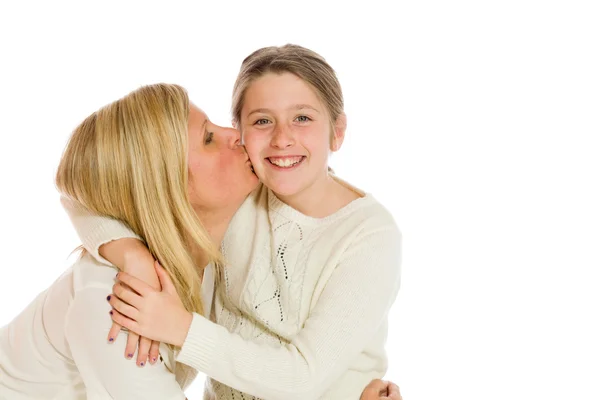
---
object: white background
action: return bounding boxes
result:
[1,1,599,399]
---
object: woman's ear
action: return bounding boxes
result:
[330,113,347,152]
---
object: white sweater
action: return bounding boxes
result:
[0,252,208,399]
[62,181,402,400]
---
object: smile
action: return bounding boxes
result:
[267,156,305,169]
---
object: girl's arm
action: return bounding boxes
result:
[60,196,147,266]
[61,196,160,366]
[111,226,402,400]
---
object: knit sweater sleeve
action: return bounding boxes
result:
[60,196,141,266]
[176,225,402,400]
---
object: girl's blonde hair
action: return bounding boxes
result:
[232,44,344,137]
[56,84,221,375]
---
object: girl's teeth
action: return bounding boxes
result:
[270,157,302,167]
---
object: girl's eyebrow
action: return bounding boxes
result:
[292,104,320,113]
[246,108,271,117]
[247,104,320,117]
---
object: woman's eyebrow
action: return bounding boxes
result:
[201,118,209,139]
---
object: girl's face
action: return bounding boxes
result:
[187,104,258,214]
[240,72,345,199]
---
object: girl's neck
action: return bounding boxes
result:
[275,173,361,218]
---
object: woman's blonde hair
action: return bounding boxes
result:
[56,82,220,324]
[232,44,344,138]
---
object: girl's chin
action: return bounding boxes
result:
[265,182,303,198]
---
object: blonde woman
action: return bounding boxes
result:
[0,83,399,400]
[0,83,252,399]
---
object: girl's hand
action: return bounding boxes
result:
[107,261,193,347]
[360,379,402,400]
[103,239,162,367]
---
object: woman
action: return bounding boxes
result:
[0,83,399,399]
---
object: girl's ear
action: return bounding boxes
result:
[330,113,347,152]
[232,120,245,146]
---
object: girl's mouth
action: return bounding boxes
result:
[266,156,305,169]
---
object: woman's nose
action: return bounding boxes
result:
[218,126,241,149]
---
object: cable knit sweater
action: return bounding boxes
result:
[62,180,401,400]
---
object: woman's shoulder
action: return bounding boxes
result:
[70,252,119,293]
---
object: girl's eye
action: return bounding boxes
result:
[295,115,311,123]
[204,131,214,145]
[254,118,270,125]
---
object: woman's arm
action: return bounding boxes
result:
[110,227,402,400]
[65,285,187,399]
[61,195,160,366]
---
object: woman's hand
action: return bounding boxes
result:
[108,261,193,347]
[360,379,402,400]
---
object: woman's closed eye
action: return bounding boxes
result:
[204,131,214,144]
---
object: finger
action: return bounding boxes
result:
[136,337,151,367]
[382,395,402,400]
[110,308,140,334]
[149,340,160,365]
[108,295,140,321]
[125,331,139,361]
[361,379,385,400]
[107,321,122,343]
[154,261,176,294]
[388,382,401,396]
[111,283,143,309]
[116,271,154,297]
[368,379,386,393]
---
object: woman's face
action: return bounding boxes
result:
[187,104,258,213]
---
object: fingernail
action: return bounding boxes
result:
[139,362,145,367]
[127,353,133,359]
[106,295,111,301]
[108,337,114,342]
[109,310,113,315]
